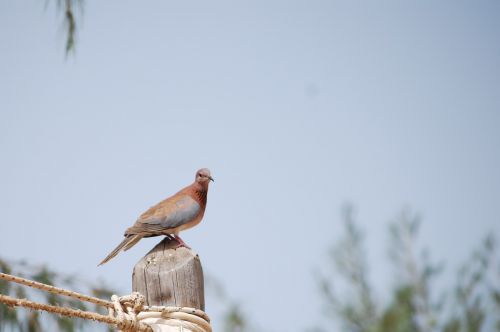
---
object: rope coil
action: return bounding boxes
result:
[112,293,212,332]
[0,272,211,332]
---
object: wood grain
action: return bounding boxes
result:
[132,238,205,310]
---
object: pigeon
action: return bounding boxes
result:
[98,168,213,266]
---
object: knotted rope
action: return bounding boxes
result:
[0,272,211,332]
[111,293,212,332]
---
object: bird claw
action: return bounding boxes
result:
[173,235,191,249]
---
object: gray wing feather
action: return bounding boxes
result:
[140,196,200,230]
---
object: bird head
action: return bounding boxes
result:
[195,168,214,184]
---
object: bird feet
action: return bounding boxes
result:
[172,235,191,249]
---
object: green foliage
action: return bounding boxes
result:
[318,205,377,332]
[205,275,253,332]
[450,234,499,332]
[318,205,500,332]
[51,0,84,55]
[223,304,248,332]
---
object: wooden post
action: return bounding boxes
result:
[132,238,205,310]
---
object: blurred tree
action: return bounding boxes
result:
[317,205,500,332]
[205,275,253,332]
[0,257,114,331]
[48,0,83,55]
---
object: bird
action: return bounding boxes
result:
[98,168,214,266]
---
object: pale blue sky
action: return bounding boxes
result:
[1,1,500,331]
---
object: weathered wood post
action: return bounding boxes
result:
[132,237,205,310]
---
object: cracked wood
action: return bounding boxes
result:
[132,237,205,310]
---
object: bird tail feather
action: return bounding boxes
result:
[98,235,142,266]
[123,235,143,251]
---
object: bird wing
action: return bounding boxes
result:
[125,194,200,235]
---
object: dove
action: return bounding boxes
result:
[98,168,213,266]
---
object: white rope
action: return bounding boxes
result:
[138,311,212,332]
[111,293,211,332]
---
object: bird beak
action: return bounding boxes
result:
[209,176,214,182]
